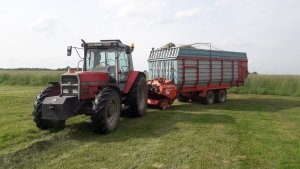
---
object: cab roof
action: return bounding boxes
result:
[83,39,127,49]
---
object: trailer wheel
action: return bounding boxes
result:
[91,87,121,134]
[215,90,227,103]
[176,94,189,102]
[203,90,215,105]
[127,74,148,117]
[32,84,65,130]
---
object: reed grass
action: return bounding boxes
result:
[229,74,300,97]
[0,70,63,86]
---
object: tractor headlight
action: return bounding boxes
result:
[72,89,79,94]
[63,89,69,94]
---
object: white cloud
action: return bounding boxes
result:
[1,0,300,74]
[214,0,229,6]
[28,15,60,34]
[98,0,127,8]
[175,8,201,19]
[98,0,170,26]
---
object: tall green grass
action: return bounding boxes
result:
[229,74,300,97]
[0,70,63,86]
[1,70,300,97]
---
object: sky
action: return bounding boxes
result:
[0,0,299,74]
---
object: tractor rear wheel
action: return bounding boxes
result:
[91,87,121,134]
[33,83,65,130]
[127,74,148,117]
[215,90,227,103]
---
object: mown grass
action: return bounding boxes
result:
[0,86,300,169]
[0,70,62,86]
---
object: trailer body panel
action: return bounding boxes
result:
[147,46,248,109]
[148,47,248,89]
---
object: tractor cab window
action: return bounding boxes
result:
[106,51,116,74]
[119,51,130,82]
[86,49,114,72]
[86,49,95,71]
[86,49,106,72]
[119,51,129,72]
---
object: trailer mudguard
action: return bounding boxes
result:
[42,96,79,120]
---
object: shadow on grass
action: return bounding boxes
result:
[64,110,235,143]
[0,140,55,168]
[49,96,300,142]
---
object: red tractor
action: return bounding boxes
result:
[33,39,148,134]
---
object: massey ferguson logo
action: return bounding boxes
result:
[165,89,170,95]
[51,98,57,103]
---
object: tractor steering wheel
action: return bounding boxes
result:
[93,62,110,72]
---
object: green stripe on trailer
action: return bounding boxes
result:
[178,48,247,59]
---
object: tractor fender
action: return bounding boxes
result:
[100,85,121,96]
[48,81,60,86]
[123,71,144,94]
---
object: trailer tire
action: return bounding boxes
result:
[33,84,65,130]
[215,90,227,103]
[203,90,215,105]
[91,87,121,134]
[127,74,148,117]
[177,94,189,102]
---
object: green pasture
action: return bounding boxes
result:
[0,85,299,169]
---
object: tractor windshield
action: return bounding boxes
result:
[85,49,116,73]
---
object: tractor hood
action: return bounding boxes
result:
[76,72,109,85]
[62,71,109,85]
[61,72,109,100]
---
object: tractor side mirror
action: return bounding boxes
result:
[67,46,72,56]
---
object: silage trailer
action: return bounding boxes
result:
[147,43,248,110]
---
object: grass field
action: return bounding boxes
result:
[0,85,300,169]
[230,74,300,97]
[0,70,62,86]
[1,70,300,97]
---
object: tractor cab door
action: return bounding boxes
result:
[117,50,130,91]
[106,51,117,83]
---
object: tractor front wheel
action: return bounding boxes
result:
[33,84,65,130]
[91,87,121,134]
[127,74,148,117]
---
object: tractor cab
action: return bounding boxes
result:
[82,40,134,77]
[65,40,135,96]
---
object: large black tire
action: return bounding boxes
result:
[202,90,215,105]
[176,94,189,102]
[33,84,65,130]
[91,87,121,134]
[127,74,148,117]
[215,90,227,103]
